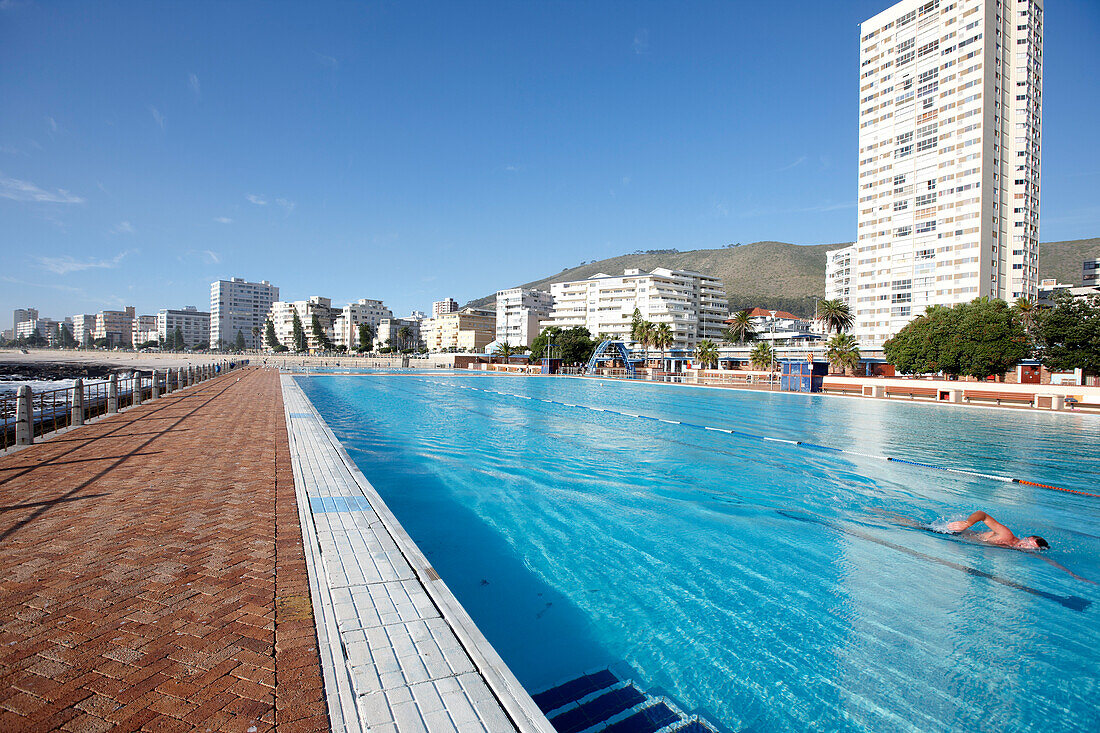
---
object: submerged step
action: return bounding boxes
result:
[533,669,619,713]
[601,701,680,733]
[549,685,646,733]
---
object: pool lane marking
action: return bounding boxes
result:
[423,379,1099,499]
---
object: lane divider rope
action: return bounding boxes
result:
[423,379,1100,499]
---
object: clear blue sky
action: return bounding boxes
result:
[2,0,1098,322]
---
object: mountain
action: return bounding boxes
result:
[468,238,1100,318]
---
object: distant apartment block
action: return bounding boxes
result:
[157,306,211,349]
[268,296,334,351]
[210,278,279,350]
[71,314,97,346]
[495,288,553,347]
[542,268,728,349]
[432,298,459,317]
[13,308,37,333]
[824,246,855,304]
[131,315,158,347]
[95,307,136,348]
[1084,258,1100,286]
[333,299,394,350]
[377,317,423,352]
[852,0,1043,348]
[15,317,70,345]
[424,308,495,352]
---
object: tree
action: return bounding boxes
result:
[291,309,306,352]
[816,299,854,335]
[311,314,333,351]
[653,322,674,357]
[825,333,861,375]
[93,337,111,349]
[493,341,515,361]
[252,326,260,349]
[59,323,77,349]
[397,326,413,352]
[529,326,596,364]
[883,298,1029,379]
[357,323,374,352]
[234,330,246,352]
[137,340,159,350]
[750,341,773,371]
[723,310,756,344]
[1034,292,1100,376]
[1013,297,1038,337]
[265,317,282,351]
[630,308,645,343]
[694,339,718,369]
[638,321,655,362]
[173,326,185,351]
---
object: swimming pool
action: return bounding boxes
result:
[298,374,1100,732]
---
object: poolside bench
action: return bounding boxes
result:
[824,384,863,395]
[963,390,1035,406]
[884,386,939,399]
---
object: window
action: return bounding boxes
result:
[895,226,912,237]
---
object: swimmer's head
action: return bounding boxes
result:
[1022,535,1049,550]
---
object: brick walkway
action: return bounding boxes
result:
[0,368,328,732]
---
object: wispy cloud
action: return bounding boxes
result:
[315,52,339,70]
[776,156,807,172]
[110,220,135,235]
[0,275,86,295]
[0,173,85,204]
[46,116,59,137]
[180,249,221,265]
[0,145,29,157]
[733,200,856,218]
[213,216,233,224]
[149,106,165,129]
[34,249,134,275]
[188,73,201,96]
[633,29,649,55]
[503,164,523,172]
[246,194,267,205]
[275,197,296,215]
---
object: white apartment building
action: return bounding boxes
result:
[131,315,158,347]
[13,308,37,333]
[377,317,423,352]
[542,268,728,349]
[15,317,69,344]
[853,0,1042,348]
[1083,258,1099,287]
[210,278,279,350]
[71,314,96,346]
[432,298,459,317]
[95,307,136,348]
[268,296,334,351]
[495,288,554,347]
[825,246,855,304]
[157,307,211,349]
[332,299,393,350]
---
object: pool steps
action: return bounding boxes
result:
[533,669,718,733]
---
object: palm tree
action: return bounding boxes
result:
[493,341,515,362]
[750,341,774,371]
[723,310,756,344]
[825,333,861,375]
[816,299,854,335]
[1013,297,1037,336]
[694,339,719,369]
[397,325,413,352]
[653,322,673,362]
[639,321,656,364]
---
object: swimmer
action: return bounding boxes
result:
[942,510,1049,550]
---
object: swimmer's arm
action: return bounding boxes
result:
[946,511,1015,541]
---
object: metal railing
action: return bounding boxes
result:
[0,359,248,451]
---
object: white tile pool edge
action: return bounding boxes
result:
[281,375,555,732]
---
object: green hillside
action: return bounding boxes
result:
[468,237,1100,318]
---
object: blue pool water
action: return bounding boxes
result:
[299,374,1100,732]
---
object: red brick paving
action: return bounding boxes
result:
[0,368,328,732]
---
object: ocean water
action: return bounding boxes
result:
[299,374,1100,732]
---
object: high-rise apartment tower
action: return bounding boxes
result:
[851,0,1042,348]
[210,278,279,350]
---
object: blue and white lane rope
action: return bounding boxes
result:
[425,379,1100,499]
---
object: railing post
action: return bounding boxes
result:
[133,372,143,405]
[108,374,119,414]
[71,378,85,426]
[15,385,33,446]
[176,367,184,391]
[151,371,160,400]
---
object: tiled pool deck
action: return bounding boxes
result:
[281,375,553,732]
